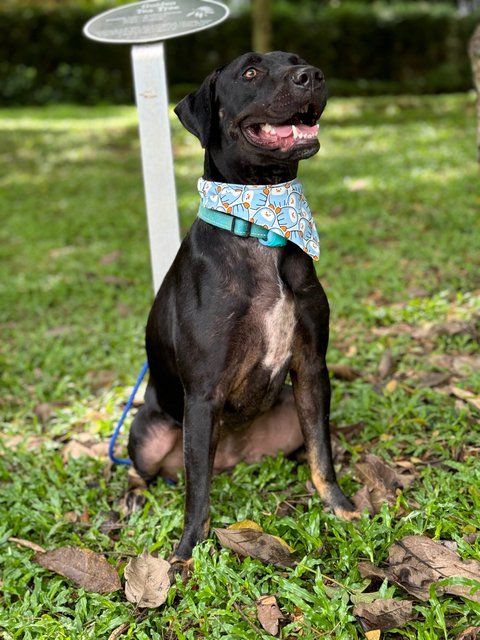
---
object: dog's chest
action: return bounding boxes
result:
[260,287,295,376]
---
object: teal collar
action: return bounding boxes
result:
[198,203,287,248]
[198,178,320,260]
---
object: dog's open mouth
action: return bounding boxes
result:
[242,104,320,153]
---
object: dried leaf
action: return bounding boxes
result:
[388,535,480,602]
[411,319,477,340]
[62,439,109,462]
[358,561,388,583]
[463,532,479,545]
[256,594,285,636]
[384,379,398,394]
[329,363,361,381]
[456,626,480,640]
[452,356,480,376]
[127,467,148,490]
[3,434,50,452]
[418,372,451,388]
[46,325,74,337]
[378,351,394,379]
[100,250,122,265]
[124,551,171,608]
[87,369,117,391]
[34,546,120,593]
[9,537,46,554]
[353,598,413,631]
[352,485,375,515]
[450,387,480,412]
[229,519,263,532]
[355,454,405,513]
[34,403,53,422]
[365,631,381,640]
[214,528,297,567]
[346,177,371,192]
[108,622,130,640]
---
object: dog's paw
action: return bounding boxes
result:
[324,483,361,521]
[333,504,361,521]
[167,555,193,583]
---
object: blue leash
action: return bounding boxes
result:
[108,360,149,465]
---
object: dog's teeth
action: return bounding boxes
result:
[261,123,276,135]
[292,124,299,139]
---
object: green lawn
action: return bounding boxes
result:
[0,94,479,639]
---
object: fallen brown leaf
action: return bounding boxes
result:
[62,439,109,462]
[34,403,53,422]
[353,598,413,632]
[256,594,285,636]
[388,535,480,602]
[355,454,406,513]
[417,372,451,388]
[378,351,395,379]
[214,527,297,567]
[456,626,480,640]
[384,379,399,394]
[357,561,388,584]
[229,519,263,531]
[2,434,50,452]
[108,622,130,640]
[34,546,121,593]
[352,485,375,516]
[452,355,480,376]
[100,250,122,265]
[9,537,46,554]
[124,551,171,608]
[411,319,478,340]
[450,386,480,412]
[365,631,381,640]
[329,363,361,382]
[463,532,479,545]
[87,369,117,391]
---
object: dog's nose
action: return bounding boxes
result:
[291,66,324,89]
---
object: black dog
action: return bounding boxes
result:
[128,51,358,566]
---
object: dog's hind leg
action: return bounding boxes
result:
[128,381,182,483]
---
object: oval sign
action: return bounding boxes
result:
[84,0,229,45]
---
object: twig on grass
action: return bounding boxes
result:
[226,585,266,636]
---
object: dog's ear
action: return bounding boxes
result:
[174,69,221,148]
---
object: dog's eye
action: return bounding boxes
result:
[243,67,257,80]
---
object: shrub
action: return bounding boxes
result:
[0,2,478,105]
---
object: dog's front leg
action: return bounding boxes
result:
[291,357,359,520]
[171,396,221,563]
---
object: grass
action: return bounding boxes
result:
[0,93,479,639]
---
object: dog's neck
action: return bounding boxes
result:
[204,150,299,185]
[197,178,321,261]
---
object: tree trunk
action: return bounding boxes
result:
[468,23,480,162]
[251,0,272,53]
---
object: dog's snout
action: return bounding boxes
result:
[292,66,324,89]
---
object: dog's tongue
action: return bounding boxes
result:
[268,123,319,140]
[275,124,295,138]
[255,122,319,151]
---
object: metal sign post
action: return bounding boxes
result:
[84,0,229,292]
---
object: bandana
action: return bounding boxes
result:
[198,178,320,261]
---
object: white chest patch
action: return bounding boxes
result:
[262,289,296,376]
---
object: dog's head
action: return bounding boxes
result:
[175,51,327,183]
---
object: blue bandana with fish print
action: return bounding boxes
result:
[198,178,320,261]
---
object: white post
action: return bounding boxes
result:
[131,42,181,294]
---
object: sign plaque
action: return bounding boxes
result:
[84,0,229,292]
[84,0,229,45]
